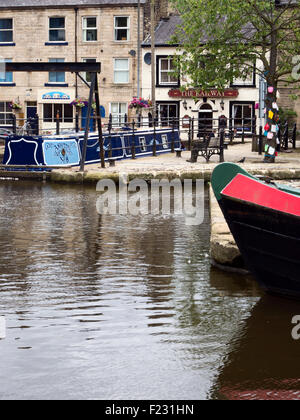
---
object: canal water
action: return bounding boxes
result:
[0,180,299,400]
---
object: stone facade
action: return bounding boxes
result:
[0,4,146,130]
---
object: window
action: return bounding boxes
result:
[158,57,178,86]
[82,58,97,83]
[0,102,13,125]
[0,58,13,83]
[114,17,130,41]
[43,103,73,123]
[232,63,256,87]
[49,17,65,42]
[0,19,13,43]
[139,137,146,152]
[114,59,129,84]
[158,103,179,127]
[82,17,97,42]
[49,58,65,83]
[161,135,168,149]
[231,102,254,134]
[111,102,127,125]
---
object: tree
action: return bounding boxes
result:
[170,0,300,106]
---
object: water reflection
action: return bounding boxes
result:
[0,180,295,400]
[211,295,300,400]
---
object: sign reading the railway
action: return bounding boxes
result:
[168,89,239,99]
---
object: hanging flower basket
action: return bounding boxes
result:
[129,97,152,113]
[9,101,22,111]
[71,99,97,110]
[70,99,89,108]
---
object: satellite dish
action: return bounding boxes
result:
[144,53,152,65]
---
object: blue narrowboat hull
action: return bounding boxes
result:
[3,128,181,167]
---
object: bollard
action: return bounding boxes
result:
[284,121,289,150]
[258,126,263,155]
[292,123,297,149]
[219,129,225,163]
[56,111,60,135]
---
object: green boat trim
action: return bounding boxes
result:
[211,163,300,202]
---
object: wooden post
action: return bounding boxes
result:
[80,73,96,172]
[94,73,105,168]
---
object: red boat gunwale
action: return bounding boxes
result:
[221,174,300,218]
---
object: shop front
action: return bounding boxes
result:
[38,88,75,133]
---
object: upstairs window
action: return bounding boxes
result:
[82,58,97,84]
[114,59,129,84]
[0,19,13,43]
[114,17,130,41]
[158,57,178,86]
[49,17,66,42]
[0,58,13,83]
[49,58,65,83]
[82,17,97,42]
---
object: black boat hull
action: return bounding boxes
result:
[219,196,300,298]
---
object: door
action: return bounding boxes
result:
[198,103,213,137]
[26,102,38,134]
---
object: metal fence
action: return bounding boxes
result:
[6,113,298,153]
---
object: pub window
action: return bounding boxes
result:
[49,58,65,83]
[232,103,254,134]
[114,17,130,41]
[82,17,97,42]
[49,17,66,42]
[158,57,178,86]
[0,58,13,83]
[0,102,13,125]
[232,63,256,86]
[0,19,13,43]
[113,59,129,84]
[43,103,73,123]
[158,103,179,127]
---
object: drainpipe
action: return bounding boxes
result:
[137,0,141,97]
[74,7,79,98]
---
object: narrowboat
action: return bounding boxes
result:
[211,163,300,299]
[2,127,181,167]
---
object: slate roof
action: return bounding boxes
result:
[0,0,146,8]
[142,15,183,47]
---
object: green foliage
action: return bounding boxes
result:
[279,107,298,123]
[170,0,300,97]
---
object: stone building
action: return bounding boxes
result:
[0,0,167,132]
[142,15,261,138]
